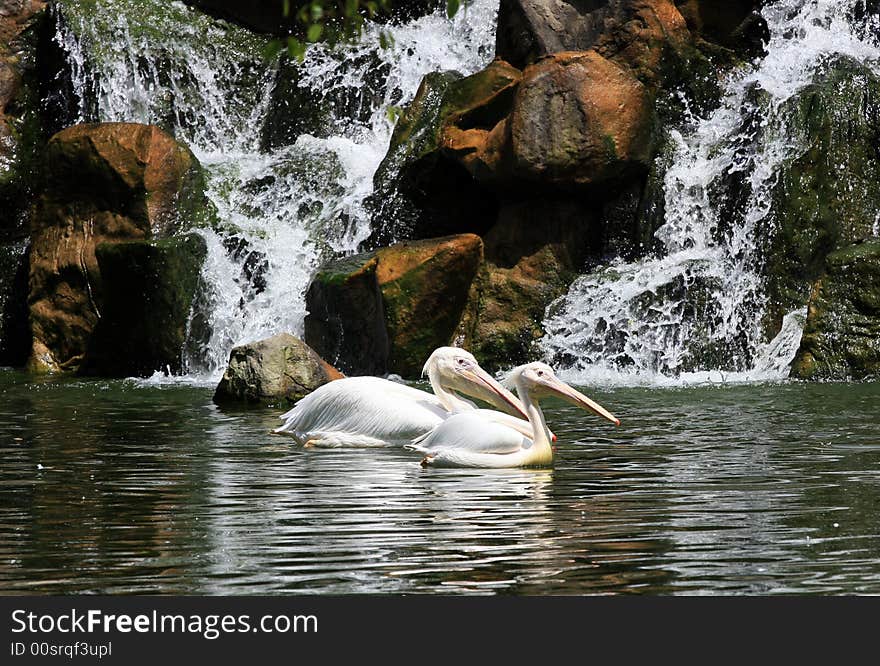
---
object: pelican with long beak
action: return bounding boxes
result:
[407,362,619,468]
[274,347,530,448]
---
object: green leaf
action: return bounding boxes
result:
[287,37,307,61]
[446,0,460,18]
[263,39,284,62]
[306,23,323,43]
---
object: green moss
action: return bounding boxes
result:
[766,56,880,323]
[792,240,880,380]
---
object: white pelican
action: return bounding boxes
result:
[407,362,620,468]
[274,347,531,448]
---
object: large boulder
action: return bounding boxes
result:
[80,234,207,377]
[369,63,519,244]
[509,51,655,188]
[305,234,484,377]
[495,0,715,98]
[213,333,344,406]
[791,241,880,381]
[304,251,389,376]
[27,122,213,372]
[674,1,768,58]
[377,233,483,376]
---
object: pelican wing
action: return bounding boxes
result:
[411,412,530,455]
[276,377,446,443]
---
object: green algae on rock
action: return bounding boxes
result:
[792,240,880,381]
[213,332,344,406]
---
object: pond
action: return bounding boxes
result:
[1,370,878,594]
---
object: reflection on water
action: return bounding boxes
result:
[1,371,879,594]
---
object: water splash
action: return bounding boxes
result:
[542,0,880,387]
[53,0,499,381]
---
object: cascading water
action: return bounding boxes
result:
[542,0,880,386]
[52,0,499,381]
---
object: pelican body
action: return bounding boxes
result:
[274,347,528,448]
[408,362,620,468]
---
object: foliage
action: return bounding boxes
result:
[269,0,466,60]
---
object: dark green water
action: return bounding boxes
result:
[1,369,878,595]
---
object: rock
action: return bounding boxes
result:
[456,200,598,370]
[305,234,483,377]
[510,51,655,188]
[304,251,389,376]
[79,234,207,377]
[378,234,483,377]
[765,57,880,326]
[213,333,344,406]
[368,64,517,244]
[791,241,880,381]
[674,1,768,58]
[496,0,719,120]
[27,122,214,373]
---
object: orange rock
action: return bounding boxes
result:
[27,122,210,372]
[510,51,655,187]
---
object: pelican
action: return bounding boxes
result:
[407,362,620,468]
[274,347,531,448]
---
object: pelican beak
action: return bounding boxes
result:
[460,366,529,421]
[545,377,620,426]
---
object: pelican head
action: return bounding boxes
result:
[507,362,620,426]
[423,347,528,419]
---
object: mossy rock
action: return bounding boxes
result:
[80,234,207,377]
[766,56,880,324]
[305,234,484,378]
[304,251,389,376]
[791,240,880,381]
[376,234,483,377]
[213,333,343,407]
[368,63,519,245]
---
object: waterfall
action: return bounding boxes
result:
[541,0,880,386]
[52,0,499,381]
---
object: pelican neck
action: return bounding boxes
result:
[428,368,473,413]
[516,378,552,455]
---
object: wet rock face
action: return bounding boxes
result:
[674,1,768,58]
[304,252,389,377]
[792,241,880,381]
[377,233,484,377]
[305,234,484,378]
[764,57,880,326]
[80,234,207,377]
[368,65,516,245]
[27,122,213,373]
[497,0,766,68]
[213,333,344,406]
[510,51,654,188]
